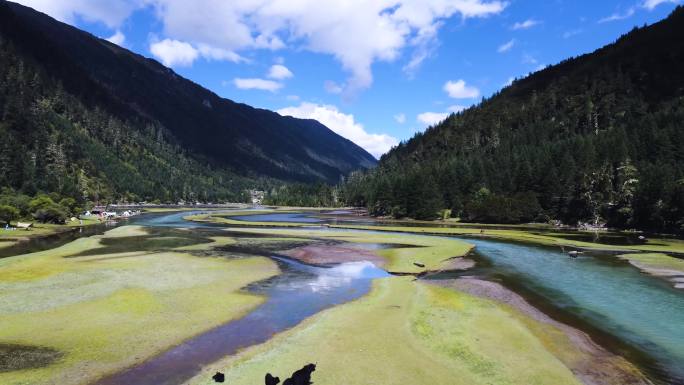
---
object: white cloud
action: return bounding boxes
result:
[417,112,449,126]
[417,104,466,127]
[503,76,515,87]
[277,102,398,158]
[448,105,466,113]
[512,19,540,30]
[150,39,198,67]
[196,44,246,63]
[286,95,301,101]
[233,78,283,92]
[497,39,515,53]
[443,79,480,99]
[20,0,507,95]
[13,0,138,28]
[145,0,506,94]
[268,64,294,80]
[394,113,407,124]
[19,0,508,94]
[643,0,680,10]
[324,81,344,95]
[598,8,635,23]
[522,53,538,65]
[106,30,125,46]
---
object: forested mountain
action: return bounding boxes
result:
[344,7,684,233]
[0,0,375,204]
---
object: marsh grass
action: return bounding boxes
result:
[221,227,474,274]
[0,225,280,385]
[189,277,582,385]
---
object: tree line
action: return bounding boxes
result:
[339,9,684,234]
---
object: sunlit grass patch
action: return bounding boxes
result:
[617,253,684,271]
[189,277,582,385]
[221,227,473,274]
[0,226,279,385]
[329,224,684,255]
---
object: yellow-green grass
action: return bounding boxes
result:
[223,227,473,274]
[617,253,684,275]
[0,225,279,385]
[0,217,103,247]
[328,224,684,254]
[189,210,684,255]
[188,277,583,385]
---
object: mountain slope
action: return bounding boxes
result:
[344,7,684,232]
[0,0,376,202]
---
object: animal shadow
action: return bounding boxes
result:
[266,363,316,385]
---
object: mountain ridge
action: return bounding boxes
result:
[0,0,376,202]
[344,6,684,233]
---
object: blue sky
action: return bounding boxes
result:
[15,0,681,157]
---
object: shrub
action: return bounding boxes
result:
[0,205,20,225]
[33,204,68,224]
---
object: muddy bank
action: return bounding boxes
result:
[428,278,651,385]
[280,243,387,267]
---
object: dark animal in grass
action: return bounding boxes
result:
[265,373,280,385]
[284,363,316,385]
[266,363,316,385]
[212,371,225,383]
[413,262,425,268]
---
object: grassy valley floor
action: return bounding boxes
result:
[0,226,279,385]
[0,209,667,385]
[187,277,646,385]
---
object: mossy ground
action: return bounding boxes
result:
[0,225,279,385]
[0,217,104,249]
[188,277,583,385]
[328,224,684,254]
[189,209,684,255]
[223,227,473,274]
[617,253,684,271]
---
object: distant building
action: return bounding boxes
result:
[250,190,265,205]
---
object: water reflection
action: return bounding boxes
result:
[97,248,389,385]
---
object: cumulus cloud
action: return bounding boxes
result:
[448,104,466,113]
[13,0,138,28]
[643,0,680,10]
[150,39,198,67]
[277,102,398,158]
[233,78,283,92]
[146,0,506,94]
[417,112,449,126]
[394,113,407,124]
[417,104,466,127]
[512,19,540,30]
[20,0,507,94]
[443,79,480,99]
[196,44,246,63]
[268,64,294,80]
[497,39,515,53]
[106,30,125,46]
